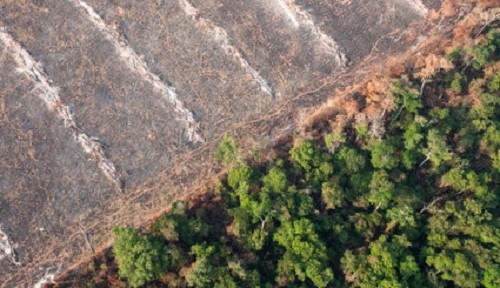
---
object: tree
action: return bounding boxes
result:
[324,128,346,153]
[440,167,490,198]
[349,211,384,241]
[354,122,369,139]
[369,139,399,170]
[392,80,423,117]
[341,235,423,288]
[273,219,334,287]
[348,171,372,199]
[186,256,219,288]
[322,179,345,210]
[429,108,452,133]
[338,147,366,173]
[153,212,208,246]
[227,165,253,190]
[421,129,454,169]
[401,149,419,170]
[368,170,394,209]
[470,29,500,70]
[482,264,500,288]
[234,181,272,225]
[262,167,288,193]
[403,121,424,151]
[448,48,463,62]
[113,227,181,287]
[186,245,222,287]
[425,251,479,288]
[480,123,500,171]
[443,166,471,189]
[487,73,500,92]
[290,140,320,172]
[228,173,277,251]
[424,199,499,287]
[186,245,257,288]
[386,205,416,230]
[228,208,250,239]
[290,140,333,187]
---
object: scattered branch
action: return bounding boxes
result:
[419,195,446,214]
[78,222,94,253]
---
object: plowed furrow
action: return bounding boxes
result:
[0,29,121,188]
[179,0,275,97]
[68,0,203,143]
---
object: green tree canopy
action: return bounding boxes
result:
[273,219,334,287]
[113,227,181,287]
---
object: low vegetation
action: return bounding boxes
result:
[84,29,499,288]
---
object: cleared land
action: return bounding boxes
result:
[0,0,465,285]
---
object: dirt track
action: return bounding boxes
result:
[0,0,470,285]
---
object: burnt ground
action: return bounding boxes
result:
[0,0,474,286]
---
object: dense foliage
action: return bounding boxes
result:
[113,227,183,287]
[109,30,499,287]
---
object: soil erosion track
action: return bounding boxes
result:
[0,0,463,285]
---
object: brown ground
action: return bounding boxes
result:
[0,0,493,286]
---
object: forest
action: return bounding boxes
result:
[79,28,499,288]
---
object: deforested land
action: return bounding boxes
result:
[0,0,498,287]
[57,15,499,288]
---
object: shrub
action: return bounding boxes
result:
[448,48,463,62]
[215,134,240,167]
[451,72,467,94]
[324,129,346,153]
